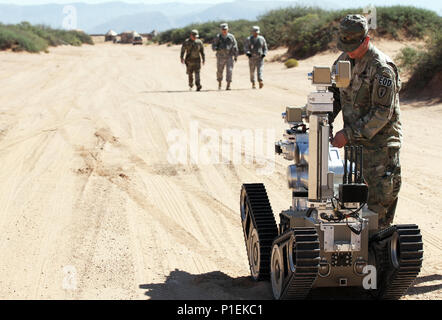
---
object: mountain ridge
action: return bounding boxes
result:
[0,1,440,34]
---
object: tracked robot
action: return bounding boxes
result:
[240,62,423,299]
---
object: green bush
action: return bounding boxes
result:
[376,6,442,38]
[396,46,425,73]
[401,31,442,95]
[285,13,330,59]
[157,19,255,54]
[0,24,48,52]
[258,7,323,49]
[0,22,94,53]
[284,58,299,68]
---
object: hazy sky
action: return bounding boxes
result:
[2,0,228,3]
[0,0,434,5]
[0,0,439,15]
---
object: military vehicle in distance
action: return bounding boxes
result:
[120,31,135,44]
[105,30,118,43]
[133,33,143,45]
[240,62,423,299]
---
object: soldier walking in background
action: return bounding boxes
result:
[212,23,238,90]
[244,26,268,89]
[180,29,205,91]
[329,15,402,229]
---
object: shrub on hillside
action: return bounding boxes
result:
[156,20,256,54]
[157,6,441,60]
[396,46,425,73]
[285,13,333,59]
[0,22,93,53]
[376,6,442,38]
[400,31,442,99]
[0,24,48,52]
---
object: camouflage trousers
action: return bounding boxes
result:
[362,146,401,229]
[249,55,264,82]
[216,55,234,82]
[186,60,201,88]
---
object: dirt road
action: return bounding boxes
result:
[0,41,440,299]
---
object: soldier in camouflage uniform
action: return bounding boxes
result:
[212,23,238,90]
[181,29,205,91]
[330,15,402,229]
[244,26,268,89]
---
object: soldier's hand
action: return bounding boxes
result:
[181,58,185,64]
[332,130,348,148]
[234,57,238,62]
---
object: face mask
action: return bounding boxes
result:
[347,36,370,59]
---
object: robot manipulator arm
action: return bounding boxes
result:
[275,106,308,161]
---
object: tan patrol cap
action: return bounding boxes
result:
[191,29,199,38]
[220,23,229,30]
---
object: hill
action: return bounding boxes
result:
[1,1,439,34]
[89,11,173,34]
[157,6,442,57]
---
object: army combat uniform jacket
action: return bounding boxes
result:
[212,33,239,83]
[329,43,402,228]
[244,35,268,83]
[244,35,268,57]
[212,33,238,58]
[181,38,205,64]
[330,43,402,149]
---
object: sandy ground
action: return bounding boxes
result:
[0,39,440,300]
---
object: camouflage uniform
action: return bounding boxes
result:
[244,29,268,86]
[212,25,238,85]
[180,36,205,89]
[329,15,402,229]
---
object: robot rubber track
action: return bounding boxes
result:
[369,224,424,300]
[270,228,320,299]
[240,184,278,280]
[240,184,321,299]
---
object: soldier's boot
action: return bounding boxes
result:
[196,84,202,92]
[226,82,231,91]
[259,81,264,89]
[252,81,256,89]
[218,81,222,90]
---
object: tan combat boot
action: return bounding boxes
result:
[252,81,256,89]
[259,81,264,89]
[226,82,231,91]
[218,81,222,90]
